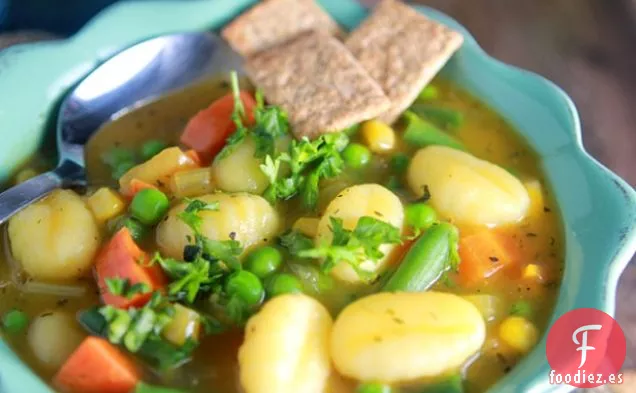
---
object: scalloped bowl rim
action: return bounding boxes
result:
[0,1,634,393]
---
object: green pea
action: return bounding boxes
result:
[356,382,394,393]
[341,143,371,169]
[244,246,283,279]
[140,140,167,161]
[389,153,410,174]
[112,160,136,180]
[2,309,29,334]
[130,188,170,225]
[225,270,264,307]
[405,203,437,232]
[266,273,304,297]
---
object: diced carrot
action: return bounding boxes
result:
[124,179,158,199]
[95,228,166,308]
[180,91,256,164]
[53,337,140,393]
[458,230,518,286]
[185,149,202,167]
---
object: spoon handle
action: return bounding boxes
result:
[0,161,84,226]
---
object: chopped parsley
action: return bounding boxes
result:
[279,230,315,255]
[98,292,175,353]
[214,70,350,210]
[177,198,220,232]
[105,277,151,299]
[261,132,349,209]
[216,72,289,161]
[292,216,402,281]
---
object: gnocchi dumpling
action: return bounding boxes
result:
[407,146,530,227]
[156,192,281,258]
[28,311,85,370]
[238,294,333,393]
[211,137,269,194]
[330,292,486,382]
[8,189,101,281]
[316,184,404,283]
[211,135,290,194]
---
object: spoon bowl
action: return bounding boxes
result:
[0,31,243,225]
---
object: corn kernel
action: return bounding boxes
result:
[522,264,544,282]
[14,168,38,185]
[293,217,320,238]
[361,120,396,153]
[498,316,538,353]
[163,304,201,346]
[87,187,126,223]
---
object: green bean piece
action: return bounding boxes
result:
[410,103,464,131]
[225,270,264,307]
[419,374,464,393]
[266,273,304,297]
[130,188,170,226]
[342,143,372,169]
[140,140,168,161]
[402,111,465,151]
[405,203,438,233]
[134,382,191,393]
[389,153,410,174]
[383,222,459,292]
[357,382,394,393]
[244,246,283,279]
[1,309,29,334]
[417,85,439,101]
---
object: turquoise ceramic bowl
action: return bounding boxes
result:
[0,1,635,392]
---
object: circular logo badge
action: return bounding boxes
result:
[546,308,626,388]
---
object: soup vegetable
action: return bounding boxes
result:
[0,73,562,393]
[0,1,563,393]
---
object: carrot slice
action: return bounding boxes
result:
[458,230,518,286]
[53,337,140,393]
[95,228,166,308]
[180,91,256,164]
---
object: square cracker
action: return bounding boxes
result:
[345,0,464,123]
[222,0,343,57]
[245,31,391,139]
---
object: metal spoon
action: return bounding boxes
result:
[0,32,243,225]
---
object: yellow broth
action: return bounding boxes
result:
[0,77,563,393]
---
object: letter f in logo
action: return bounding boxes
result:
[572,324,602,368]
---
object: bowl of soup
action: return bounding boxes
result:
[0,1,634,393]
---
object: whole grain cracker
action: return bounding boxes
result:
[245,31,390,140]
[222,0,343,57]
[346,0,464,124]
